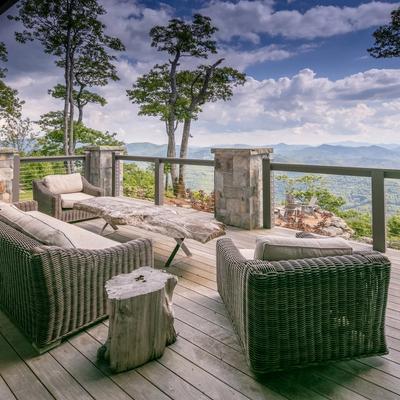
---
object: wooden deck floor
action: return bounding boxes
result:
[1,209,400,400]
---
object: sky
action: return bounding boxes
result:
[1,0,400,147]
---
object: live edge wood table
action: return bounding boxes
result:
[74,196,226,267]
[98,267,178,372]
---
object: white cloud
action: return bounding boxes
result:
[199,1,399,42]
[190,68,400,145]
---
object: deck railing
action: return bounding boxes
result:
[262,159,400,252]
[9,150,398,253]
[13,154,87,202]
[113,154,215,205]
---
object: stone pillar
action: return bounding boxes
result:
[85,146,125,197]
[212,148,273,230]
[0,148,17,203]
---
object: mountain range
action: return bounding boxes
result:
[126,142,400,169]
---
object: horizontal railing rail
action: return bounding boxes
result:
[113,154,215,204]
[115,154,215,166]
[13,154,87,202]
[20,155,86,163]
[270,162,400,179]
[263,159,396,253]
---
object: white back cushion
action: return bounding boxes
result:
[43,173,83,194]
[0,205,75,248]
[27,211,119,249]
[254,235,353,261]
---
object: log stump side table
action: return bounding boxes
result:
[98,267,178,372]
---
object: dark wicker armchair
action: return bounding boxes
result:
[216,237,391,374]
[33,175,103,222]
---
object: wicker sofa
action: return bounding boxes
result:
[216,237,391,374]
[0,200,153,352]
[33,174,103,222]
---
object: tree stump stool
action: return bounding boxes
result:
[98,267,178,372]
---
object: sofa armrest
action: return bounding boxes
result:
[30,238,153,348]
[13,200,38,212]
[81,176,104,197]
[32,180,62,219]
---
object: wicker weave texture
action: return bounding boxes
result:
[33,176,103,222]
[0,210,153,350]
[216,238,391,374]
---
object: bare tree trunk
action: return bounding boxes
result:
[77,105,83,124]
[68,58,75,155]
[167,52,180,195]
[63,31,71,156]
[166,118,177,193]
[177,117,191,198]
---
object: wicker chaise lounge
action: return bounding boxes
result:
[0,200,153,352]
[33,173,103,222]
[216,237,391,374]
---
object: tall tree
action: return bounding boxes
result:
[49,84,106,125]
[176,64,246,194]
[368,7,400,58]
[11,0,124,155]
[147,14,218,188]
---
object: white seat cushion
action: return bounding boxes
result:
[0,205,75,248]
[239,249,255,260]
[27,211,119,249]
[254,235,353,261]
[43,173,83,194]
[60,192,94,209]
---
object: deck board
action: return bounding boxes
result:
[1,211,400,400]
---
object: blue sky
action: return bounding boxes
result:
[1,0,400,146]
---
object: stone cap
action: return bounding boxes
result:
[211,147,273,155]
[0,147,18,154]
[84,145,126,151]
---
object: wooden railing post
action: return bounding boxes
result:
[263,157,274,229]
[154,159,164,205]
[371,170,386,252]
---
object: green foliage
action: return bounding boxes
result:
[368,7,400,58]
[0,114,36,154]
[338,210,372,238]
[0,41,7,79]
[388,214,400,237]
[49,84,107,108]
[150,14,217,58]
[0,42,24,119]
[36,111,123,155]
[123,163,155,200]
[276,174,346,213]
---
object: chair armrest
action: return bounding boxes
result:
[217,237,391,373]
[30,238,153,347]
[32,180,62,218]
[81,176,104,197]
[13,200,38,212]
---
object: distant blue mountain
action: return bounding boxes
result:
[126,142,400,169]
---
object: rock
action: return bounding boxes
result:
[330,217,348,230]
[320,226,344,237]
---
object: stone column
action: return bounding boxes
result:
[85,146,125,197]
[0,148,17,203]
[212,148,273,230]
